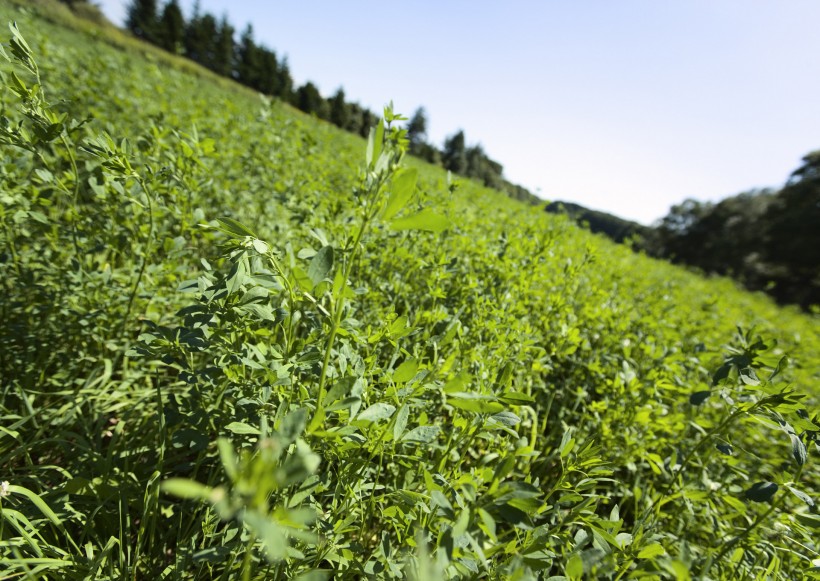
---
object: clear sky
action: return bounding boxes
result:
[95,0,820,224]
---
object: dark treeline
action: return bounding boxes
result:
[642,151,820,310]
[544,201,650,244]
[548,151,819,310]
[74,0,540,203]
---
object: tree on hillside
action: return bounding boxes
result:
[344,102,364,135]
[276,57,294,99]
[296,82,326,117]
[256,49,280,95]
[126,0,159,42]
[184,3,217,67]
[359,108,376,138]
[157,0,184,54]
[406,107,428,153]
[213,15,235,77]
[329,88,349,129]
[236,24,261,87]
[442,130,468,175]
[762,151,820,306]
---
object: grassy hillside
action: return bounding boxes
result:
[1,2,818,579]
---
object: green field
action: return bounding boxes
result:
[1,2,818,579]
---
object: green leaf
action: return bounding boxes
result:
[795,512,820,530]
[790,434,807,466]
[382,167,418,220]
[494,362,513,390]
[637,542,665,559]
[307,406,326,434]
[356,403,396,423]
[745,481,778,503]
[7,485,62,527]
[786,484,814,508]
[566,553,584,580]
[489,411,521,427]
[366,119,385,168]
[243,510,288,562]
[451,509,470,538]
[401,425,440,444]
[615,532,633,549]
[308,246,334,287]
[768,355,789,381]
[667,560,692,581]
[447,393,505,414]
[281,408,308,442]
[323,377,356,406]
[712,362,733,386]
[390,208,449,233]
[499,391,535,405]
[294,572,331,581]
[238,303,275,321]
[162,479,212,500]
[252,238,269,254]
[478,508,497,540]
[325,396,361,412]
[216,217,256,238]
[393,404,409,441]
[217,438,238,481]
[225,421,260,435]
[393,358,419,383]
[559,430,575,458]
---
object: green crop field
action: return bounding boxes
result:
[0,2,818,579]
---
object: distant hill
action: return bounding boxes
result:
[544,201,650,243]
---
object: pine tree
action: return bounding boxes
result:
[236,24,261,88]
[256,48,279,95]
[185,10,217,68]
[442,130,468,175]
[126,0,159,43]
[276,57,294,99]
[296,82,324,116]
[157,0,184,53]
[214,16,235,77]
[406,107,428,154]
[329,88,349,128]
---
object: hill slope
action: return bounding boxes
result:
[1,3,818,579]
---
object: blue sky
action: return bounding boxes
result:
[96,1,820,224]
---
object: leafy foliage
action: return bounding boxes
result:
[0,8,818,580]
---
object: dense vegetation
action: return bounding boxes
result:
[1,2,819,579]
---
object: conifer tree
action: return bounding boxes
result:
[236,24,261,88]
[126,0,159,43]
[329,88,349,128]
[406,107,428,154]
[442,130,468,175]
[214,15,235,77]
[157,0,184,53]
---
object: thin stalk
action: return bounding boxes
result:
[119,177,154,341]
[707,463,804,573]
[316,172,386,405]
[241,531,256,581]
[59,133,83,265]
